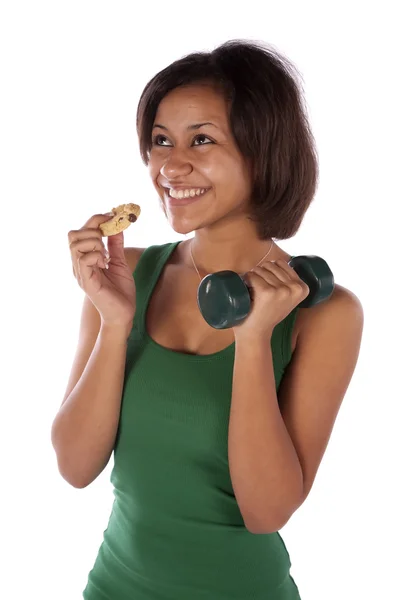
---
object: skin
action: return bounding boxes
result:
[148,83,290,278]
[146,83,364,533]
[57,81,364,535]
[145,82,302,356]
[148,82,308,345]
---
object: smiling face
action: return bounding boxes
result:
[148,83,253,235]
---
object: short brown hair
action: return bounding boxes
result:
[136,39,319,240]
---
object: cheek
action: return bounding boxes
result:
[230,162,252,194]
[224,167,250,196]
[203,150,245,181]
[148,161,161,187]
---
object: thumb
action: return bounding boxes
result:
[106,231,126,260]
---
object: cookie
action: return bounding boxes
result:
[99,203,141,236]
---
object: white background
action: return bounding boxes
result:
[1,1,399,598]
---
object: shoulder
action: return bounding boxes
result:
[273,245,363,327]
[124,242,179,273]
[313,283,363,321]
[298,283,364,346]
[124,246,146,273]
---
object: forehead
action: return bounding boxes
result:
[154,84,229,126]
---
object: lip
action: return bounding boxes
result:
[164,187,211,206]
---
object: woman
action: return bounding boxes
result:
[52,39,364,599]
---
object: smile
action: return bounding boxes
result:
[168,187,210,199]
[164,187,211,206]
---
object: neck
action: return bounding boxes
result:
[187,222,275,277]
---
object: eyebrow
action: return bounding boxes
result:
[152,122,218,131]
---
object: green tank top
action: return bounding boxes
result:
[83,241,301,599]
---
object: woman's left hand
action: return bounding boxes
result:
[232,259,310,338]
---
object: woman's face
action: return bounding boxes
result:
[148,83,253,235]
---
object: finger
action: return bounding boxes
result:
[256,262,309,299]
[69,236,108,257]
[70,237,110,277]
[68,227,103,250]
[67,213,114,247]
[267,258,300,280]
[266,260,308,293]
[250,266,281,287]
[256,260,293,284]
[82,213,115,230]
[274,258,299,279]
[105,230,126,261]
[77,249,107,283]
[243,269,278,297]
[70,238,109,280]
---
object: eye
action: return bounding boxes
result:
[151,134,214,147]
[192,134,213,146]
[152,135,172,147]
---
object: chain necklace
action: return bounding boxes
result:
[189,238,274,282]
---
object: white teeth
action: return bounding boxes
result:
[169,187,208,199]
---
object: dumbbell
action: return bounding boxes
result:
[197,255,335,330]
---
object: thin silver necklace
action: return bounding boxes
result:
[189,238,274,281]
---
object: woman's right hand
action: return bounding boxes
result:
[68,214,136,328]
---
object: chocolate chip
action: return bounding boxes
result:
[128,213,137,223]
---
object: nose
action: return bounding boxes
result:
[160,148,193,179]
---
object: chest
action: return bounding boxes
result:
[145,267,302,356]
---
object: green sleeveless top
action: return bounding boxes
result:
[83,241,301,599]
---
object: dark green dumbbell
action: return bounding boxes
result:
[197,255,335,330]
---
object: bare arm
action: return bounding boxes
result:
[50,247,143,488]
[229,287,363,534]
[51,322,130,488]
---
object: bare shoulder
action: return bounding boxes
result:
[331,283,364,310]
[298,283,364,341]
[317,283,363,317]
[124,246,147,273]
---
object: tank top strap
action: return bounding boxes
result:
[133,241,181,334]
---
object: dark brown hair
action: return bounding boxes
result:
[136,39,319,240]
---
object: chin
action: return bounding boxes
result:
[167,220,196,236]
[163,204,225,235]
[163,210,198,235]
